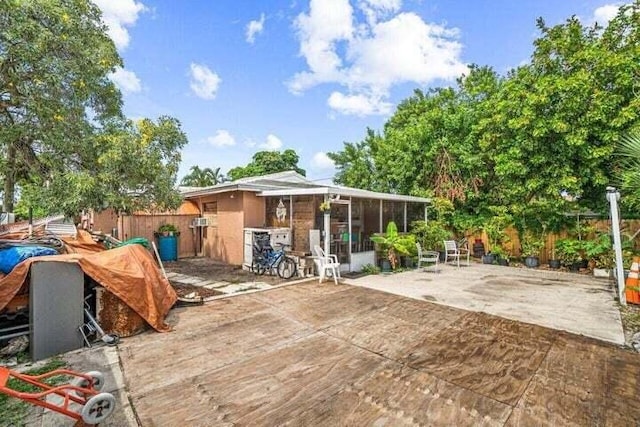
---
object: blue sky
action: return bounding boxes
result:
[95,0,624,182]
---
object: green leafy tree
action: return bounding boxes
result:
[180,166,224,187]
[329,3,640,231]
[0,0,122,212]
[228,149,305,181]
[328,128,382,191]
[1,0,188,216]
[18,116,188,216]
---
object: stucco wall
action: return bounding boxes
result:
[197,192,244,265]
[194,191,267,265]
[243,192,266,228]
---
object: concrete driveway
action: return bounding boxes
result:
[345,263,625,344]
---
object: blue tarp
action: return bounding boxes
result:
[0,246,58,274]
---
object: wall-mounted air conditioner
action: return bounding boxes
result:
[193,217,209,227]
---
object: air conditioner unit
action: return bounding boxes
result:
[193,217,209,227]
[0,213,15,225]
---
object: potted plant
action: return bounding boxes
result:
[521,231,544,268]
[155,224,180,262]
[156,223,179,237]
[483,214,511,266]
[548,241,561,269]
[555,238,583,271]
[491,246,510,266]
[371,221,415,271]
[584,233,614,277]
[319,200,331,213]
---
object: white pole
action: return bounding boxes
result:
[606,187,626,305]
[379,199,383,232]
[403,202,407,232]
[323,195,331,256]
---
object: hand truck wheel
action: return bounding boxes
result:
[71,371,105,397]
[81,392,116,424]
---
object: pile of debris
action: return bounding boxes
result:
[0,220,178,362]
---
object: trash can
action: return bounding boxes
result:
[157,235,178,261]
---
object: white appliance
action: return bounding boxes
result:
[0,213,15,225]
[192,217,209,227]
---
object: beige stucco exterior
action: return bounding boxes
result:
[191,191,266,265]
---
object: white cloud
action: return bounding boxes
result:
[92,0,147,50]
[109,67,142,93]
[189,63,221,100]
[207,130,236,147]
[246,13,266,44]
[593,4,620,24]
[260,134,283,150]
[328,91,391,116]
[289,0,468,116]
[358,0,402,24]
[311,151,335,170]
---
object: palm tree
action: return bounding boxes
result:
[180,166,224,187]
[616,131,640,193]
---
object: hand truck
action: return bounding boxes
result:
[0,367,116,424]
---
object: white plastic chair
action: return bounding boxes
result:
[313,245,341,284]
[443,240,470,267]
[416,242,439,272]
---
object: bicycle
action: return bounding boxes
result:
[251,242,297,279]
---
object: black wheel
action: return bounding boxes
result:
[277,257,297,279]
[252,260,266,275]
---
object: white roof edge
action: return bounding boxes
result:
[258,187,430,203]
[182,184,260,198]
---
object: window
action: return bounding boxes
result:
[203,201,217,214]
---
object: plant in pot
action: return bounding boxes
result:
[371,221,414,271]
[548,242,561,269]
[554,238,583,271]
[491,246,510,266]
[520,231,544,268]
[156,223,179,237]
[482,213,511,265]
[583,233,614,277]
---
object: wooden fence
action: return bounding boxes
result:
[471,219,640,264]
[120,214,199,259]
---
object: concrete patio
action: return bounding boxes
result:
[345,263,625,344]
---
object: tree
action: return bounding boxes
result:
[328,129,382,191]
[328,2,640,233]
[228,149,305,181]
[0,0,122,212]
[180,166,224,187]
[1,0,188,216]
[18,116,188,216]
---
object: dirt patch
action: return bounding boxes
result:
[170,281,223,298]
[165,257,288,285]
[621,304,640,343]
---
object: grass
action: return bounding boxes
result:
[0,357,67,427]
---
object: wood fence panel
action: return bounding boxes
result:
[468,219,640,264]
[120,214,198,259]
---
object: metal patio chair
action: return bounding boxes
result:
[416,242,439,272]
[443,240,470,267]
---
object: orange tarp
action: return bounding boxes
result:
[0,244,177,332]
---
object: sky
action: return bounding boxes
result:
[93,0,624,182]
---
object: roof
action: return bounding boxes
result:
[181,171,430,204]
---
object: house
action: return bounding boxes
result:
[181,171,430,271]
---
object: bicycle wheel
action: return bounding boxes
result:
[252,260,266,275]
[277,256,297,279]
